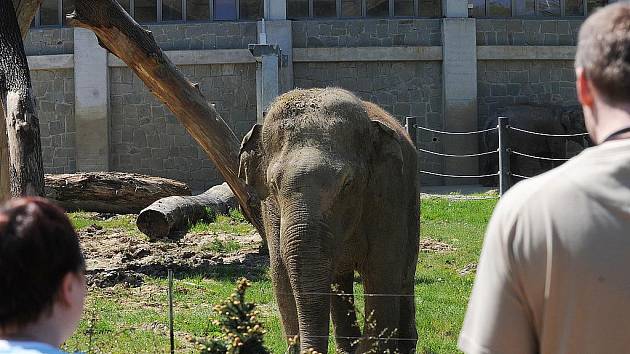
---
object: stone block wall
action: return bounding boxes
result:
[32,69,76,174]
[24,28,74,56]
[292,19,442,48]
[476,19,583,46]
[477,60,578,127]
[147,22,258,50]
[294,61,443,185]
[109,64,256,192]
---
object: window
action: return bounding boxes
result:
[288,0,441,17]
[186,0,210,20]
[135,0,158,22]
[240,0,263,19]
[367,0,389,16]
[470,0,596,16]
[341,0,362,16]
[395,0,415,16]
[537,0,560,16]
[162,0,184,20]
[214,0,237,20]
[314,0,337,16]
[40,0,60,25]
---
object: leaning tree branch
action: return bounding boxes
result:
[66,0,265,235]
[0,0,44,197]
[0,0,43,200]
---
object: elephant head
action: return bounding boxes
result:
[238,88,418,353]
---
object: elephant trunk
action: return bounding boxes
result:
[281,202,334,352]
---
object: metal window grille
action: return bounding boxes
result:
[289,0,441,18]
[31,0,265,26]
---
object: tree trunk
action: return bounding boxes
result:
[66,0,264,237]
[137,183,238,239]
[0,0,42,200]
[45,172,192,214]
[0,0,44,197]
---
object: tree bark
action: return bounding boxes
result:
[45,172,192,214]
[137,183,238,239]
[66,0,264,237]
[0,0,44,197]
[0,0,42,201]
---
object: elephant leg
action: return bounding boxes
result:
[331,271,361,354]
[398,195,419,354]
[358,261,402,353]
[271,259,299,339]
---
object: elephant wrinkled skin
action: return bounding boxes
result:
[238,88,419,353]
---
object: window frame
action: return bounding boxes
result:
[471,0,589,17]
[289,0,437,19]
[31,0,264,26]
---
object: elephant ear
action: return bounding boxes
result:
[370,120,405,177]
[239,124,269,199]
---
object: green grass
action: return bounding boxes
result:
[69,212,139,233]
[189,209,255,235]
[201,238,243,253]
[64,197,498,353]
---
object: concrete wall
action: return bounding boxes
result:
[147,22,258,50]
[292,19,442,47]
[109,64,257,192]
[476,19,583,46]
[24,28,74,56]
[32,69,77,174]
[477,59,578,127]
[294,61,443,185]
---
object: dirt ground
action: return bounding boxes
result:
[80,216,266,288]
[80,214,454,288]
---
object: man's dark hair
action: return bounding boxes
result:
[0,198,84,329]
[575,2,630,103]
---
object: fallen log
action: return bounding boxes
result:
[45,172,191,214]
[136,182,237,239]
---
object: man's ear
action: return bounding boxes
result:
[57,272,84,308]
[576,68,595,108]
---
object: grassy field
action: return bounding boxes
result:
[64,196,498,353]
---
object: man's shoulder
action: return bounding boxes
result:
[0,341,67,354]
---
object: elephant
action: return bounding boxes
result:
[480,104,592,186]
[238,88,419,353]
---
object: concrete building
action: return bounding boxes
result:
[23,0,609,191]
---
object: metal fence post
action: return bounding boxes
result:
[168,269,175,354]
[498,116,511,196]
[405,117,417,147]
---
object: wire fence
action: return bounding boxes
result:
[405,116,589,196]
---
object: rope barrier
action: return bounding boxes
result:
[417,126,498,135]
[420,171,500,178]
[511,173,531,180]
[508,126,589,137]
[418,148,499,158]
[285,334,418,342]
[510,150,571,162]
[278,291,415,298]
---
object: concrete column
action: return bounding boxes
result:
[73,28,109,171]
[250,44,280,123]
[258,20,293,94]
[442,18,478,184]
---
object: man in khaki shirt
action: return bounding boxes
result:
[459,3,630,353]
